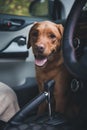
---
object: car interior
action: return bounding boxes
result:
[0,0,87,129]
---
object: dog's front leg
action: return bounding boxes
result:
[37,101,47,115]
[37,81,48,115]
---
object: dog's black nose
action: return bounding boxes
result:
[35,45,44,53]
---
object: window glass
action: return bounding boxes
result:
[0,0,48,17]
[83,2,87,11]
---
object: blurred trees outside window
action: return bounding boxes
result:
[0,0,48,17]
[0,0,32,16]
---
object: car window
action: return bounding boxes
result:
[0,0,49,18]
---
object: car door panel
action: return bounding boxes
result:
[0,14,36,89]
[0,24,32,51]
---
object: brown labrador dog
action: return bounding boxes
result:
[27,21,79,118]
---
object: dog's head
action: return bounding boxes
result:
[27,21,64,67]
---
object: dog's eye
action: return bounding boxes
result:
[32,31,38,37]
[49,34,56,39]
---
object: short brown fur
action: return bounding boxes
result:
[27,21,79,118]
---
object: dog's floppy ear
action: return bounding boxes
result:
[27,22,38,49]
[27,25,34,49]
[57,24,64,37]
[27,26,34,49]
[27,30,31,49]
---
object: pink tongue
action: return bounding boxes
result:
[35,58,47,66]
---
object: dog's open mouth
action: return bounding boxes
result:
[35,55,47,67]
[34,50,57,67]
[35,58,47,66]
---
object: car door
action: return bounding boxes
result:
[0,13,35,86]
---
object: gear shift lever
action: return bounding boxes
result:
[44,80,55,118]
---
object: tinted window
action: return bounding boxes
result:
[0,0,48,17]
